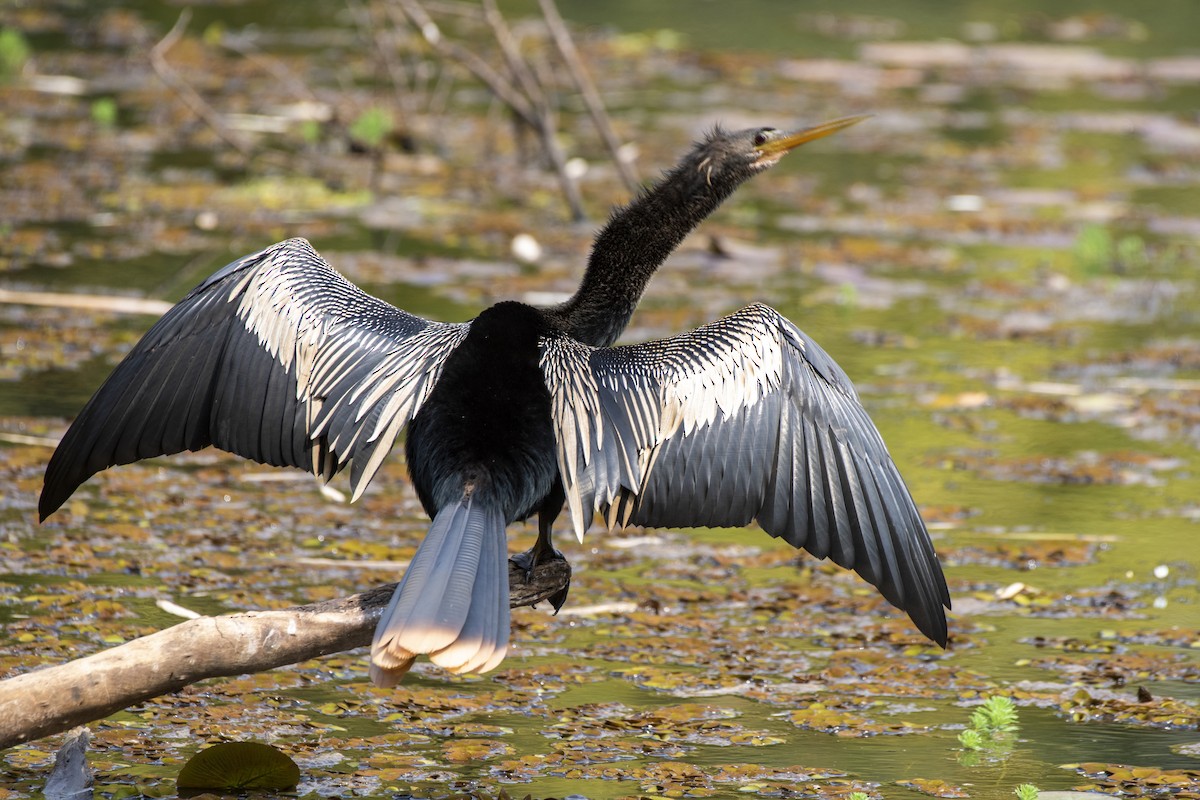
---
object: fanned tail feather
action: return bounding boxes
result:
[369,495,508,687]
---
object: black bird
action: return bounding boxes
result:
[38,116,950,685]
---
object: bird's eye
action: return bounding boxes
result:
[753,128,775,147]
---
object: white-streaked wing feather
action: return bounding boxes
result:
[540,303,949,644]
[40,238,467,518]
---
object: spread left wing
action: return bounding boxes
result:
[540,303,950,645]
[40,238,468,519]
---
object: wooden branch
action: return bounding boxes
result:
[390,0,587,221]
[0,558,570,750]
[0,288,173,317]
[481,0,585,221]
[537,0,640,194]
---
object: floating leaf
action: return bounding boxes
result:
[897,777,971,798]
[176,742,300,790]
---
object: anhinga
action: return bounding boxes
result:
[39,115,950,686]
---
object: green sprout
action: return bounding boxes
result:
[91,97,118,129]
[957,728,983,751]
[957,695,1020,766]
[969,695,1019,734]
[349,107,394,150]
[1014,784,1039,800]
[0,28,31,78]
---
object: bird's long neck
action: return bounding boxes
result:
[552,161,742,347]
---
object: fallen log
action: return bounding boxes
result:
[0,557,570,750]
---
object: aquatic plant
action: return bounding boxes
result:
[970,695,1020,734]
[957,695,1020,765]
[957,727,984,751]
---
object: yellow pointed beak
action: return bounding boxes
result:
[755,114,870,164]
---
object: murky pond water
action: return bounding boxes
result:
[1,1,1198,798]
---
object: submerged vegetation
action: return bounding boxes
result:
[0,0,1198,798]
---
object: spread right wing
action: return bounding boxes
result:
[541,303,949,645]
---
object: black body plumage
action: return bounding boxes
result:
[406,302,558,520]
[39,116,950,683]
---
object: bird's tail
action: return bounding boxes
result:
[369,494,509,687]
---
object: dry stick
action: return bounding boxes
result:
[0,432,59,448]
[537,0,640,194]
[391,0,536,127]
[390,0,586,221]
[480,0,586,221]
[345,0,415,118]
[0,558,570,750]
[0,289,173,317]
[149,9,252,159]
[425,59,453,117]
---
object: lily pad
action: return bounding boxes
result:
[176,742,300,791]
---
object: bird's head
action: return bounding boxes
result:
[685,114,870,187]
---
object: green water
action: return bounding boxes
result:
[2,1,1198,798]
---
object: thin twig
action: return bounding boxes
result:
[149,9,252,158]
[390,0,537,127]
[480,0,585,220]
[538,0,640,193]
[345,0,416,118]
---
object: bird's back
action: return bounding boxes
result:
[405,302,559,522]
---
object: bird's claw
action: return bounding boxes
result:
[510,545,570,614]
[545,582,570,614]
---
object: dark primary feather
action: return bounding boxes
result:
[541,303,950,645]
[38,238,467,520]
